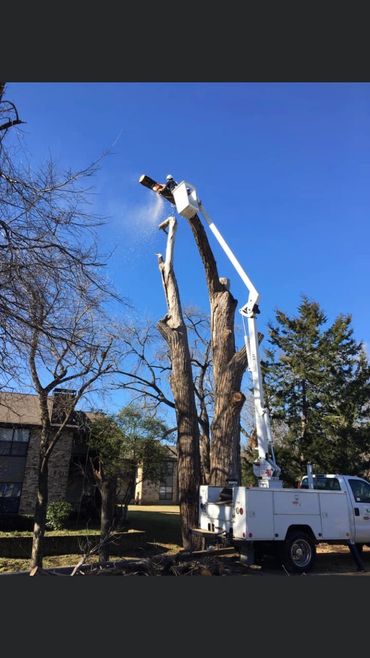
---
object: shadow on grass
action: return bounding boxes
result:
[124,509,182,547]
[0,507,183,573]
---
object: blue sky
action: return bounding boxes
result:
[6,82,370,411]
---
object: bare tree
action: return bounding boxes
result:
[0,84,24,134]
[14,272,119,568]
[185,214,249,485]
[0,87,123,567]
[138,178,249,486]
[0,86,112,381]
[156,217,201,550]
[116,311,213,484]
[118,321,176,413]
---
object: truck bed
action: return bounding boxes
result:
[199,485,352,543]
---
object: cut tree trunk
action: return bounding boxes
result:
[156,216,201,550]
[187,214,248,485]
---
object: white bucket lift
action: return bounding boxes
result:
[172,181,200,219]
[172,180,282,489]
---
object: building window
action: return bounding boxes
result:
[0,428,30,456]
[0,428,30,513]
[0,482,22,514]
[159,461,174,501]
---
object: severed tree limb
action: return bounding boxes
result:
[157,216,183,328]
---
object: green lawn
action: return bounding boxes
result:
[125,505,181,546]
[0,505,182,573]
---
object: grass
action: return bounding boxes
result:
[125,505,181,546]
[1,508,368,575]
[0,544,181,574]
[0,528,101,538]
[0,505,182,574]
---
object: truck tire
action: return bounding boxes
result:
[281,531,316,574]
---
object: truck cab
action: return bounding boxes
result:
[300,474,370,546]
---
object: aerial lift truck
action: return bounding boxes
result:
[139,174,369,573]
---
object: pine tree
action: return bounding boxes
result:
[263,297,370,484]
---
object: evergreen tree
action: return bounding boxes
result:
[263,297,370,484]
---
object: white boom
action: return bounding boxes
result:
[172,180,281,488]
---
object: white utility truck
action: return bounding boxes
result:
[197,474,370,572]
[167,179,370,573]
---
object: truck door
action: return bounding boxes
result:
[347,478,370,544]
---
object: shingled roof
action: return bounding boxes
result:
[0,392,80,427]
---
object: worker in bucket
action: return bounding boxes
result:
[153,175,178,194]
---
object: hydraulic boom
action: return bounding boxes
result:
[171,181,281,488]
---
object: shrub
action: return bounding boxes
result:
[46,501,73,530]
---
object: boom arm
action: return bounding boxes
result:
[172,181,281,488]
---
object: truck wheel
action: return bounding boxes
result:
[281,531,316,574]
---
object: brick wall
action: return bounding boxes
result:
[19,428,73,515]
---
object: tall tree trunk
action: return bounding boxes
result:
[99,477,117,562]
[211,366,246,483]
[156,217,201,550]
[300,378,309,459]
[187,214,248,485]
[30,388,52,570]
[30,456,48,569]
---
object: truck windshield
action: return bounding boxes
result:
[300,476,340,491]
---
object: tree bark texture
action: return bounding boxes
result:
[199,433,210,484]
[156,217,201,550]
[30,391,52,569]
[99,477,117,562]
[30,454,49,569]
[196,340,211,484]
[187,214,248,485]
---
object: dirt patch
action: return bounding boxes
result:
[244,543,370,576]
